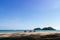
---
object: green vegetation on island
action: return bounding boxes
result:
[34,28,41,30]
[34,27,56,30]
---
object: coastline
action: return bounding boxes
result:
[0,32,60,40]
[0,32,60,37]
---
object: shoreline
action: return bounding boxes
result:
[0,32,60,37]
[0,32,60,40]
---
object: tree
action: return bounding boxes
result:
[34,28,41,30]
[42,27,56,30]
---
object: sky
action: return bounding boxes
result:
[0,0,60,30]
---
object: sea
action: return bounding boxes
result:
[0,30,60,33]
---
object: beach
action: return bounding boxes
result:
[0,32,60,40]
[0,32,60,37]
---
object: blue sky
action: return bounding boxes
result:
[0,0,60,30]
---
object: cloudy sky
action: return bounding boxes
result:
[0,0,60,30]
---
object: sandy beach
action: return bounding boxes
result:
[0,32,60,37]
[0,32,60,40]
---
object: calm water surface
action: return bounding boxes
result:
[0,30,60,33]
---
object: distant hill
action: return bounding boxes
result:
[34,27,56,30]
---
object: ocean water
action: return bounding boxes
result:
[35,30,60,32]
[0,30,60,33]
